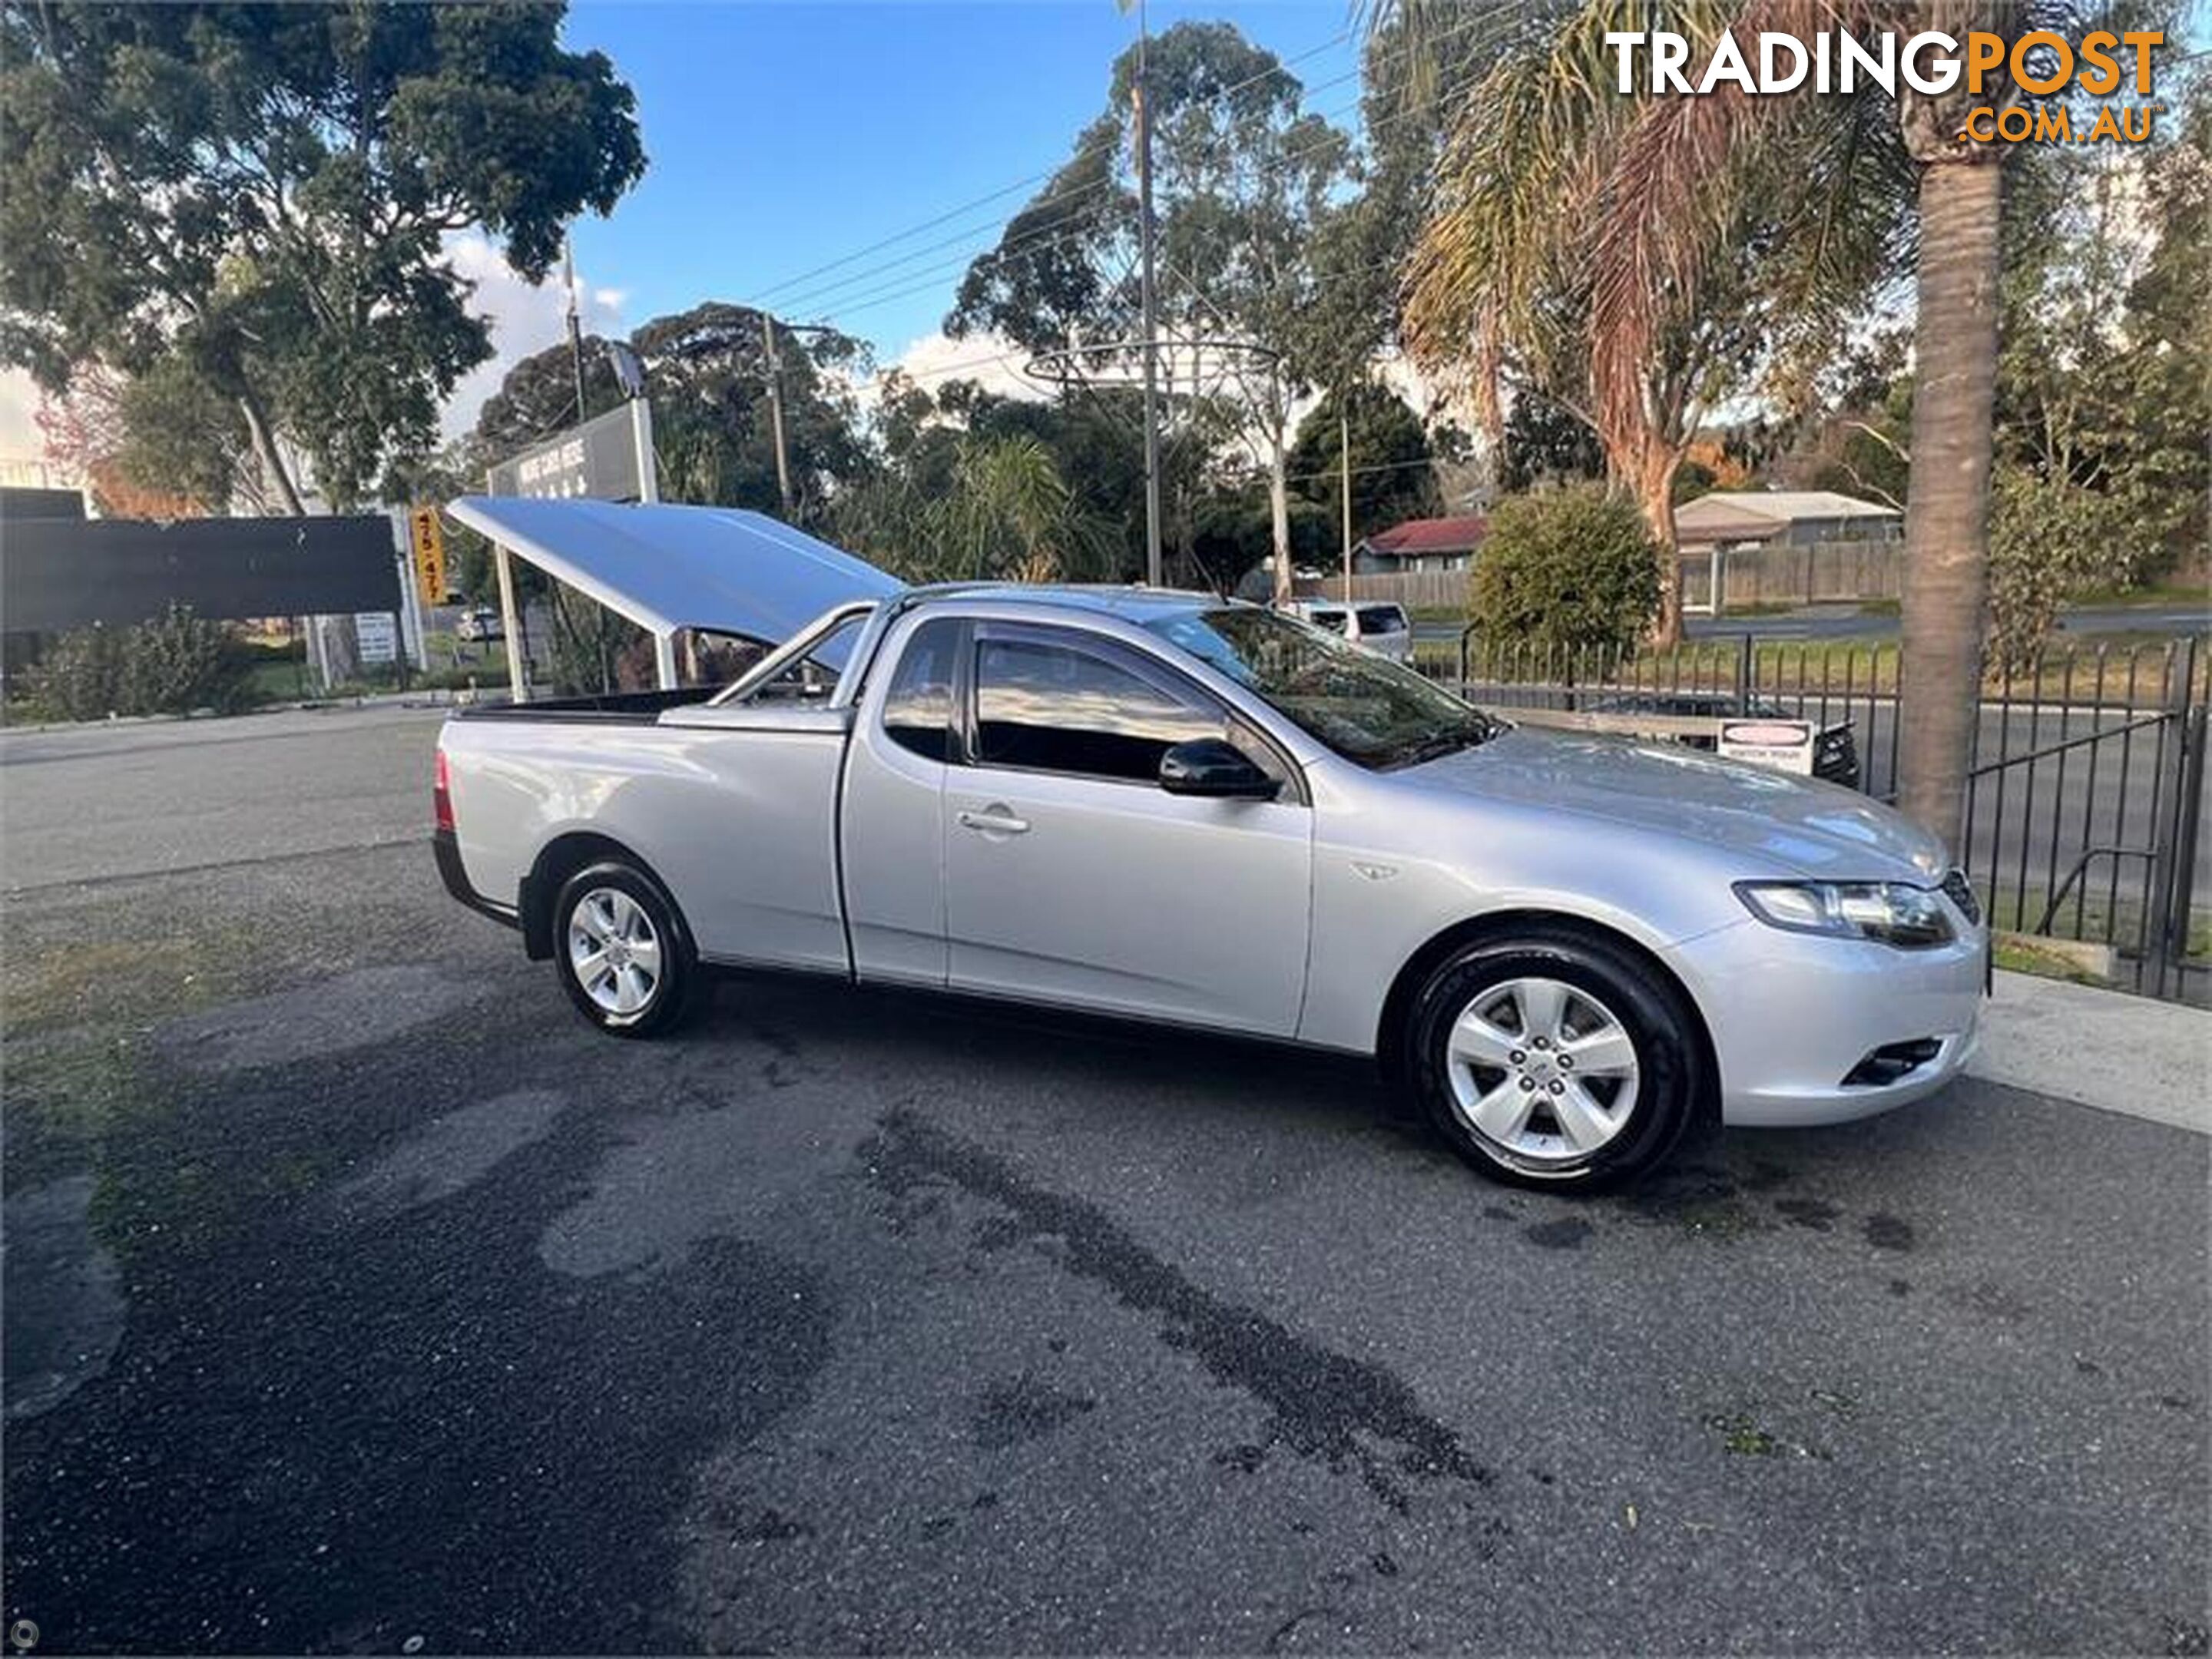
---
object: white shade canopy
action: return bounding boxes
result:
[446,496,903,646]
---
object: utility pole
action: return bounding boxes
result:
[1133,0,1164,588]
[1341,406,1354,604]
[761,313,793,520]
[563,238,588,427]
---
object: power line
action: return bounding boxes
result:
[763,51,1371,318]
[813,8,1524,397]
[790,79,1429,334]
[738,28,1353,310]
[765,8,1508,329]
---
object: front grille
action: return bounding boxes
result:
[1842,1038,1943,1088]
[1941,869,1982,926]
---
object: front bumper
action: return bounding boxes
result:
[1668,916,1985,1128]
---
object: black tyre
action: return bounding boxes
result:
[1402,928,1703,1190]
[551,859,700,1038]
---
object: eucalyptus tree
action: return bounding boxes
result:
[0,2,644,512]
[949,22,1356,598]
[468,303,869,525]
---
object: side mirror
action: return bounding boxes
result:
[1159,737,1280,800]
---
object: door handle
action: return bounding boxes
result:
[957,806,1031,836]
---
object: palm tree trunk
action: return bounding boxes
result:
[1896,156,2002,849]
[1624,442,1684,649]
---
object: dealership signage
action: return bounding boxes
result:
[1719,719,1815,777]
[484,405,645,502]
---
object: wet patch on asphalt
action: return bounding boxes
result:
[326,1088,568,1218]
[160,962,485,1074]
[1521,1217,1593,1250]
[1863,1212,1917,1252]
[1774,1196,1841,1231]
[2,1175,126,1420]
[861,1107,1493,1512]
[971,1373,1098,1449]
[2,1016,834,1654]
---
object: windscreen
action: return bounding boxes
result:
[1146,608,1501,771]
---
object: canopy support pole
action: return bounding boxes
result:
[494,544,528,703]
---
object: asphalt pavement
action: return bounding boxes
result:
[3,707,2207,1654]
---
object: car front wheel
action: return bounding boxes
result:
[552,861,699,1038]
[1405,929,1702,1189]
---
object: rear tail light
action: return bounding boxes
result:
[433,747,455,833]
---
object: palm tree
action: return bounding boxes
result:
[1404,0,2075,847]
[1389,2,1906,650]
[1582,0,2018,846]
[835,433,1116,587]
[932,433,1112,583]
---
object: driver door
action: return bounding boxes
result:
[942,621,1312,1036]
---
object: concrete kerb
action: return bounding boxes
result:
[1969,969,2212,1134]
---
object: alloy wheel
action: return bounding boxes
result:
[568,886,664,1018]
[1445,976,1641,1164]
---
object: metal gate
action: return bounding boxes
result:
[1959,637,2207,1002]
[1423,630,2210,1004]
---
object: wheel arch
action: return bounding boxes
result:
[1375,909,1720,1116]
[520,831,690,962]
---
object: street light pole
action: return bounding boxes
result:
[1134,0,1164,588]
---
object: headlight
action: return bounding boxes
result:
[1734,881,1955,949]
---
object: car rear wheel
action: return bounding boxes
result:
[1404,929,1701,1189]
[552,861,700,1038]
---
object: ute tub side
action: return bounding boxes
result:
[437,705,853,978]
[451,687,716,723]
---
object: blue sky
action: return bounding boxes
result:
[556,2,1363,368]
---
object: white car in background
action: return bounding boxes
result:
[1280,599,1412,664]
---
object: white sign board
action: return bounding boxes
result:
[1719,718,1814,776]
[355,611,399,666]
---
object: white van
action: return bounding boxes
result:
[1281,600,1413,664]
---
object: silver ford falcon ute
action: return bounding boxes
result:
[435,581,1987,1190]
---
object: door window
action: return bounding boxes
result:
[879,618,962,762]
[973,631,1224,783]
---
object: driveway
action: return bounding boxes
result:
[4,707,2206,1654]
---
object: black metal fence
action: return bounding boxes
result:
[1414,631,2210,1004]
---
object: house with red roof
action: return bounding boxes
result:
[1353,514,1488,575]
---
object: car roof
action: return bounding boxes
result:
[905,582,1233,624]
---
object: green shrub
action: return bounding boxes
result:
[22,606,259,720]
[1469,485,1658,654]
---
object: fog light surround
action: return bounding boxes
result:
[1841,1038,1944,1088]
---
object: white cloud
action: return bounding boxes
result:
[439,232,628,442]
[0,367,44,459]
[0,239,631,478]
[883,329,1044,405]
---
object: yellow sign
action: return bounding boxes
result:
[409,508,449,607]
